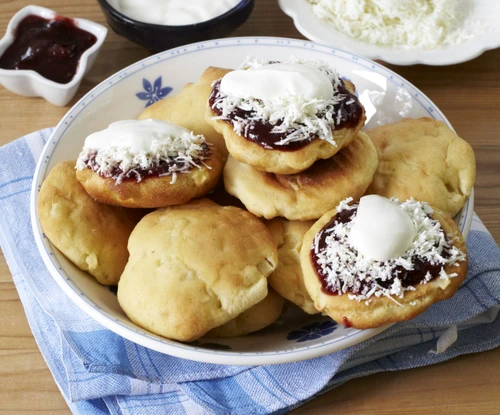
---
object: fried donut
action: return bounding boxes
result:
[266,219,318,315]
[223,132,378,220]
[75,119,223,208]
[117,199,278,342]
[301,197,468,329]
[366,117,476,217]
[205,58,366,174]
[37,161,138,285]
[206,288,284,338]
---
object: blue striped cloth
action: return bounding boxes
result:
[1,129,499,415]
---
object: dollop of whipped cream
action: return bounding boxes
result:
[211,56,352,146]
[349,195,417,261]
[220,62,334,101]
[76,119,209,184]
[107,0,241,26]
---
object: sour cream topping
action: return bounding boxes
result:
[349,195,417,261]
[220,62,334,101]
[107,0,241,26]
[76,119,208,184]
[83,119,194,153]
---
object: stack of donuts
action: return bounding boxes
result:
[37,57,475,342]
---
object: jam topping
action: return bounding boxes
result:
[79,143,211,184]
[0,15,97,84]
[310,198,465,303]
[209,59,364,152]
[76,120,212,185]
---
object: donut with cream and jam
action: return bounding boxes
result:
[300,195,468,329]
[75,119,223,208]
[205,57,366,174]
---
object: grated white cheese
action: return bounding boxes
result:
[307,0,485,50]
[76,120,210,185]
[211,56,357,147]
[313,197,466,303]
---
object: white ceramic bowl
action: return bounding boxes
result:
[279,0,500,66]
[0,5,107,106]
[31,37,474,365]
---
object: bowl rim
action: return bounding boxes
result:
[0,5,107,90]
[97,0,254,30]
[30,36,475,365]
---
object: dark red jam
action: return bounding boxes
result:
[310,207,448,296]
[81,144,211,182]
[208,78,363,152]
[0,15,97,84]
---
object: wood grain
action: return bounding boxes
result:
[0,0,499,413]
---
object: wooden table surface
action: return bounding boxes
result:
[0,1,499,414]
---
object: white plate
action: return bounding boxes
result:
[30,37,474,366]
[279,0,500,65]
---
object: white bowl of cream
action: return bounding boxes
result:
[98,0,254,51]
[106,0,242,26]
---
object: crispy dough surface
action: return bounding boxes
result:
[139,67,230,159]
[300,206,468,329]
[266,219,318,315]
[37,161,137,285]
[366,117,476,217]
[117,199,278,342]
[205,78,366,174]
[206,288,284,338]
[224,132,378,220]
[76,148,223,208]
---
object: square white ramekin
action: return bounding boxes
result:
[0,5,107,106]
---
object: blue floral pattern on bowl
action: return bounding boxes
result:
[287,320,338,342]
[136,76,172,107]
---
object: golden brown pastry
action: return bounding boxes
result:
[301,197,468,329]
[366,117,476,217]
[117,199,278,342]
[37,161,137,285]
[206,289,284,338]
[266,219,318,314]
[75,119,223,208]
[205,59,366,175]
[223,132,378,220]
[139,67,230,159]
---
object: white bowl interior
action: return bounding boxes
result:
[31,37,473,365]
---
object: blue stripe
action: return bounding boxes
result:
[128,391,183,402]
[464,284,489,309]
[262,367,297,402]
[69,373,107,383]
[0,187,30,200]
[0,176,31,190]
[144,349,162,377]
[124,393,187,410]
[38,129,48,144]
[385,354,398,368]
[475,277,499,304]
[125,399,189,410]
[134,342,150,377]
[249,370,288,406]
[430,328,437,340]
[189,383,232,412]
